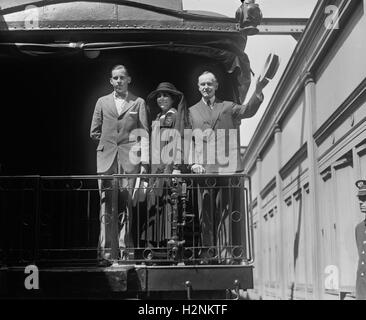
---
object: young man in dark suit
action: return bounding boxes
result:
[189,71,267,263]
[90,65,149,262]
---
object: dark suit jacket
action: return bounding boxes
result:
[188,93,263,173]
[90,92,149,174]
[356,220,366,300]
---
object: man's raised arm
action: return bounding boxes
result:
[232,77,268,119]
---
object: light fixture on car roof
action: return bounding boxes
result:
[235,0,263,36]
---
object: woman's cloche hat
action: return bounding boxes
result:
[147,82,183,103]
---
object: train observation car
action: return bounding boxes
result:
[0,0,259,299]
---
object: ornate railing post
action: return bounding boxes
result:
[111,176,119,261]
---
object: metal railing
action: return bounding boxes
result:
[0,174,253,266]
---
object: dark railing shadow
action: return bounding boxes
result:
[0,173,252,268]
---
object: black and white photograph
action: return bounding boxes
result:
[0,0,365,307]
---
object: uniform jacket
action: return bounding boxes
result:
[188,93,263,174]
[356,220,366,300]
[90,92,149,174]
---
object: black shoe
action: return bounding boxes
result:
[199,259,209,265]
[198,249,211,265]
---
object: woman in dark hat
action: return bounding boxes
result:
[147,82,189,175]
[142,82,190,248]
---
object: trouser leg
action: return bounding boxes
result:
[98,176,114,260]
[197,178,234,259]
[216,178,231,259]
[118,177,135,249]
[97,159,118,260]
[197,182,215,248]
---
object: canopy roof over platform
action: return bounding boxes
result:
[0,0,241,32]
[0,0,254,103]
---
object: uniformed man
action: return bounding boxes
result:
[355,180,366,300]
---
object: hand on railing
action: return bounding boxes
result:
[140,165,148,175]
[171,169,182,186]
[191,164,206,174]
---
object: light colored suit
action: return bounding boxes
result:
[90,92,149,174]
[90,92,149,258]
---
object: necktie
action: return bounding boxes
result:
[207,99,212,108]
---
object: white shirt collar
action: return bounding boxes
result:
[114,91,128,100]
